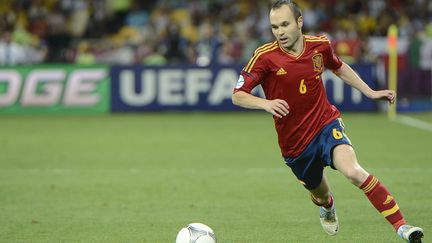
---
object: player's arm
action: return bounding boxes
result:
[333,62,396,104]
[232,91,289,118]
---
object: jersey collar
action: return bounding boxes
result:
[278,35,306,59]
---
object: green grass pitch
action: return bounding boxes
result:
[1,112,431,242]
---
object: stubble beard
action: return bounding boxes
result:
[282,40,294,52]
[281,34,300,53]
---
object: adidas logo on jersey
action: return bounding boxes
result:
[276,68,287,75]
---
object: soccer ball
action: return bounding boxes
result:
[176,223,217,243]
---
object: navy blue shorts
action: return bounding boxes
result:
[283,118,352,190]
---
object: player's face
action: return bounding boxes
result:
[269,5,303,51]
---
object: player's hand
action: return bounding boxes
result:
[264,99,290,118]
[368,90,396,104]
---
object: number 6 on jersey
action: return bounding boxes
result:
[299,79,307,94]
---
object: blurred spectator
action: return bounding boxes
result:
[419,24,432,71]
[195,21,222,66]
[0,26,46,65]
[74,41,95,65]
[142,43,167,66]
[163,22,187,64]
[217,41,236,65]
[67,1,90,38]
[125,1,149,28]
[302,1,326,33]
[0,28,26,65]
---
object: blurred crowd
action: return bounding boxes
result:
[0,0,432,66]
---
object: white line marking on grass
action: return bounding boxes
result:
[395,115,432,132]
[370,167,432,172]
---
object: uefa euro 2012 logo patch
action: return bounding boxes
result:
[236,75,245,89]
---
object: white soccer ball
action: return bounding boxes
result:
[176,223,217,243]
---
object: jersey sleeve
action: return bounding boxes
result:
[233,52,268,94]
[323,37,343,70]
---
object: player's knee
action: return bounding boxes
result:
[344,167,369,186]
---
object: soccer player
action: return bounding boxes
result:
[232,1,424,242]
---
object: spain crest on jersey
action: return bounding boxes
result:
[312,53,323,72]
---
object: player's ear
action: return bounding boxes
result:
[297,16,303,29]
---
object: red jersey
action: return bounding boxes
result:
[234,35,342,157]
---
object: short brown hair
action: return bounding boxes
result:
[271,0,303,21]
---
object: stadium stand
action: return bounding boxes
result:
[0,0,431,99]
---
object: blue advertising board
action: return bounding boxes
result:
[111,65,245,112]
[111,64,377,112]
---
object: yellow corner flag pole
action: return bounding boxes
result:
[387,24,398,119]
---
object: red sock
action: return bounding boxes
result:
[360,175,406,230]
[311,194,333,209]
